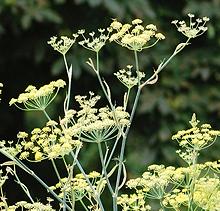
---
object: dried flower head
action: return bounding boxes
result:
[109,18,165,51]
[172,14,209,39]
[9,79,66,111]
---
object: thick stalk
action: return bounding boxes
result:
[113,51,142,210]
[97,141,114,195]
[114,87,141,192]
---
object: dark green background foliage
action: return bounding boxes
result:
[0,0,220,207]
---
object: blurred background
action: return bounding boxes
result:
[0,0,220,208]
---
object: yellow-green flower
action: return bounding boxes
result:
[109,18,165,51]
[60,93,130,143]
[47,35,78,55]
[9,79,66,111]
[172,14,209,39]
[78,28,111,52]
[172,114,220,151]
[114,65,145,89]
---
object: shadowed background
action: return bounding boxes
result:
[0,0,220,208]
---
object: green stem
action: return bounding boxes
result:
[63,191,67,211]
[63,54,72,111]
[96,52,111,103]
[134,51,140,86]
[161,38,191,70]
[140,38,191,88]
[96,52,123,134]
[113,51,142,210]
[105,136,120,169]
[51,159,61,181]
[124,88,131,110]
[70,151,105,211]
[188,149,198,210]
[160,199,166,211]
[71,189,75,211]
[97,141,114,195]
[42,109,51,121]
[80,199,89,211]
[114,85,142,210]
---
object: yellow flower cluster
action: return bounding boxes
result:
[47,34,78,55]
[126,164,185,199]
[163,189,189,209]
[9,79,66,111]
[123,161,220,210]
[163,177,220,210]
[114,65,145,89]
[194,177,220,210]
[172,114,220,150]
[117,191,151,211]
[172,13,209,39]
[109,18,165,51]
[17,120,82,161]
[51,171,106,202]
[0,201,55,211]
[78,28,112,52]
[60,93,130,143]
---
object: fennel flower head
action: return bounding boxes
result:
[114,65,145,89]
[172,113,220,151]
[17,120,82,161]
[109,18,165,51]
[9,79,66,111]
[47,34,78,55]
[51,171,106,201]
[60,92,130,143]
[78,28,112,52]
[172,13,210,39]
